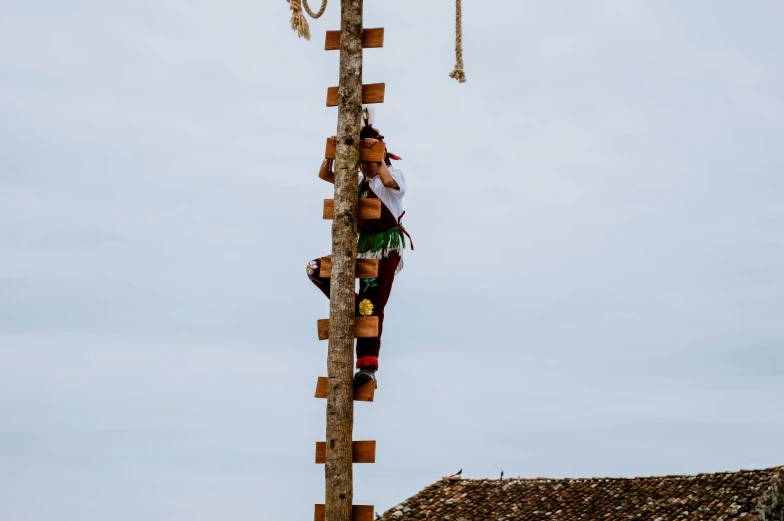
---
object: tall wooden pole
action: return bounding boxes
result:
[325,1,363,520]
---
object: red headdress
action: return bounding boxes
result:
[360,107,402,163]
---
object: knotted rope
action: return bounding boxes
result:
[449,0,466,83]
[287,0,328,40]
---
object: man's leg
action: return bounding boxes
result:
[306,257,332,299]
[355,252,401,372]
[308,255,360,308]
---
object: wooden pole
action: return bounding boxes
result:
[325,1,363,520]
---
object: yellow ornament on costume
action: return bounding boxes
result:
[358,299,374,316]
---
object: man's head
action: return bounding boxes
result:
[359,160,381,177]
[360,106,403,169]
[360,119,392,168]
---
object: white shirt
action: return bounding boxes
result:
[362,167,406,220]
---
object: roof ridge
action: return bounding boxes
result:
[440,465,784,483]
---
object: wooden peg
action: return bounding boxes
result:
[325,28,384,50]
[317,316,379,340]
[319,257,379,279]
[326,83,385,107]
[325,137,386,163]
[323,199,381,220]
[315,441,376,464]
[314,504,374,521]
[315,377,375,402]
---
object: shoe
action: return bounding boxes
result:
[354,368,377,387]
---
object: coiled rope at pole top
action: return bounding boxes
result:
[286,0,465,83]
[287,0,328,41]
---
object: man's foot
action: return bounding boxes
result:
[354,368,377,388]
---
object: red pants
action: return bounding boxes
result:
[307,252,400,371]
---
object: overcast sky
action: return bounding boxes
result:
[1,1,783,520]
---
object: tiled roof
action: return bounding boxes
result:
[379,466,784,521]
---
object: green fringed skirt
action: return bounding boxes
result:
[357,226,406,256]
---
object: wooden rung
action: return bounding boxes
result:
[317,316,379,341]
[314,504,374,521]
[315,377,375,402]
[323,199,381,220]
[326,83,385,107]
[315,441,376,464]
[325,28,384,50]
[325,137,386,163]
[319,257,379,279]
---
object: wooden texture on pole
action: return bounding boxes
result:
[323,199,380,220]
[319,257,379,279]
[325,28,384,50]
[326,83,385,107]
[315,377,375,402]
[325,137,385,163]
[316,441,376,464]
[326,1,364,520]
[314,504,375,521]
[317,316,379,341]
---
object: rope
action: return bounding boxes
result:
[449,0,466,83]
[287,0,328,40]
[302,0,328,19]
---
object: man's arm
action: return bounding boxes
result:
[362,138,399,189]
[377,162,399,190]
[319,158,335,184]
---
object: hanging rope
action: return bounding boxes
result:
[287,0,328,40]
[302,0,328,18]
[449,0,466,83]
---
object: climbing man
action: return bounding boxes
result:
[307,107,411,385]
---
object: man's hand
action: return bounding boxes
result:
[363,138,379,148]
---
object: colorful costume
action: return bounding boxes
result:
[307,110,411,372]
